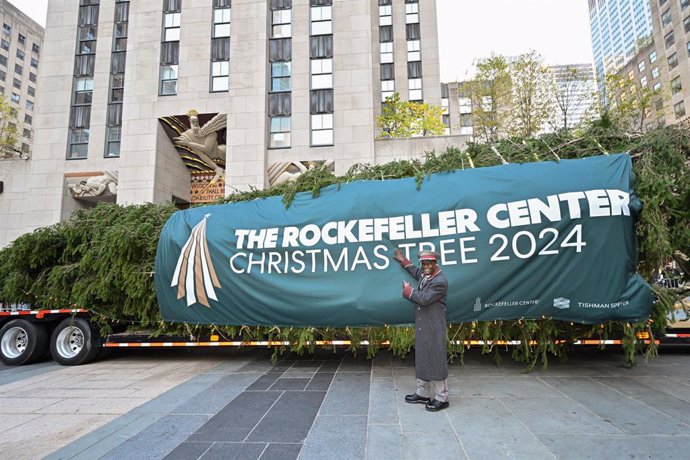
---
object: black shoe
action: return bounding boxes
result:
[405,393,430,404]
[425,399,449,412]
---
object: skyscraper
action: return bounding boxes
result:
[588,0,653,87]
[0,0,44,158]
[0,0,467,247]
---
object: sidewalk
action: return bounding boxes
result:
[2,347,690,459]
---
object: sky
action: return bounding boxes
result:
[12,0,594,82]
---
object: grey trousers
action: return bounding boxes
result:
[416,378,448,402]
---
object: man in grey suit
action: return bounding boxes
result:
[393,248,450,412]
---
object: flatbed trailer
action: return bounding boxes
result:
[0,307,682,366]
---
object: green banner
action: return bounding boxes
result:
[155,153,653,326]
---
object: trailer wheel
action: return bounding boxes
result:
[0,319,49,366]
[50,318,101,366]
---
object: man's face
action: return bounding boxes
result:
[421,260,436,275]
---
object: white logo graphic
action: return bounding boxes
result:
[553,297,570,309]
[473,297,482,312]
[171,214,221,308]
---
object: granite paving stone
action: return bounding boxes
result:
[631,375,690,404]
[318,372,370,416]
[200,442,267,460]
[368,377,398,424]
[245,372,285,391]
[299,415,367,460]
[173,373,260,415]
[163,441,212,460]
[317,360,342,373]
[499,396,621,435]
[365,424,403,460]
[305,372,335,391]
[542,377,690,435]
[593,376,690,425]
[537,434,690,460]
[401,431,468,460]
[99,414,210,460]
[259,443,302,460]
[13,347,690,459]
[268,377,310,391]
[189,391,282,442]
[452,376,563,398]
[246,391,327,443]
[447,397,555,458]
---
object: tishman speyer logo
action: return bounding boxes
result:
[553,297,570,309]
[171,214,221,307]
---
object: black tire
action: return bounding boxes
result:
[0,319,49,366]
[50,317,101,366]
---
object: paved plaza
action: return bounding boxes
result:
[2,347,690,459]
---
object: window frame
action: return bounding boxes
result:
[268,116,291,149]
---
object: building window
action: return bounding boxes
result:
[32,43,40,54]
[311,113,333,146]
[661,8,672,27]
[665,30,675,48]
[311,58,332,89]
[0,69,4,81]
[30,57,38,68]
[27,86,34,97]
[160,0,180,96]
[28,72,36,83]
[269,116,291,148]
[649,50,657,63]
[637,60,645,72]
[2,24,10,36]
[26,100,33,112]
[409,78,422,101]
[653,82,661,93]
[380,42,393,64]
[210,0,230,92]
[640,76,647,87]
[68,128,89,159]
[10,92,19,103]
[0,55,6,67]
[668,52,678,71]
[24,114,31,124]
[16,49,24,60]
[381,79,394,102]
[23,128,31,139]
[271,61,291,92]
[74,77,93,104]
[407,40,421,61]
[213,4,231,38]
[655,98,663,111]
[311,5,332,35]
[272,9,291,38]
[12,78,20,89]
[671,76,682,94]
[163,12,181,42]
[1,39,9,50]
[14,64,22,75]
[684,15,690,33]
[106,126,121,157]
[379,5,392,26]
[160,64,178,95]
[459,97,472,114]
[108,73,123,102]
[21,143,29,154]
[674,101,686,118]
[17,33,25,45]
[211,60,229,92]
[652,66,659,79]
[405,2,419,24]
[683,0,690,10]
